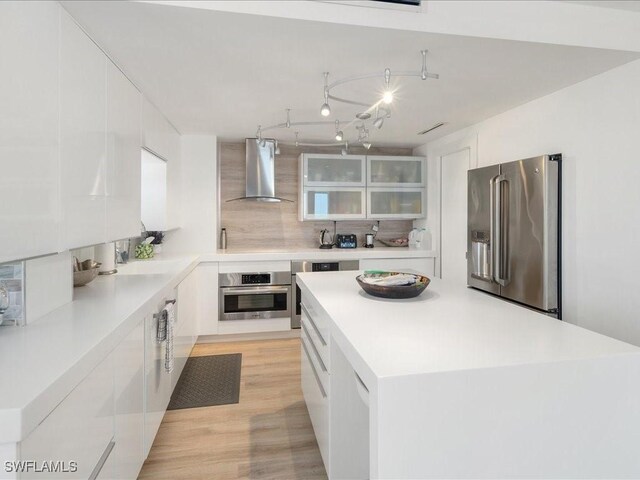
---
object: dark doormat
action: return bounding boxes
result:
[168,353,242,410]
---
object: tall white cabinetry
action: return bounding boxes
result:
[0,2,61,263]
[60,9,107,249]
[299,153,425,221]
[106,61,142,241]
[0,4,143,263]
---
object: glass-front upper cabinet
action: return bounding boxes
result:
[302,154,366,187]
[367,156,425,187]
[300,187,366,221]
[367,188,424,219]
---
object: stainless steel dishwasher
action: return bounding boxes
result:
[290,260,359,329]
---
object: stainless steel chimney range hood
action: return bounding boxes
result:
[226,138,293,203]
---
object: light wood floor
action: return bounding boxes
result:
[138,338,327,480]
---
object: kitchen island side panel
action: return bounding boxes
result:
[373,354,640,479]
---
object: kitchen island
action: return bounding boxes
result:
[297,271,640,479]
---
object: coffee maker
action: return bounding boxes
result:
[364,233,375,248]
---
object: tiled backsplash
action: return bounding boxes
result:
[0,262,24,326]
[219,142,416,250]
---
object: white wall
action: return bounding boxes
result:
[419,59,640,346]
[163,135,218,253]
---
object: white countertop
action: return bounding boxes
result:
[0,256,198,443]
[0,247,431,443]
[297,271,640,381]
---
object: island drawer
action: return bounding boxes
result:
[300,331,330,468]
[301,325,330,394]
[301,307,330,369]
[301,299,330,349]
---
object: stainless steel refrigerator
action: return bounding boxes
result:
[467,154,561,317]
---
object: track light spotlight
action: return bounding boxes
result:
[320,72,331,116]
[373,116,384,129]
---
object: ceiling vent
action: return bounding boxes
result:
[326,0,423,12]
[371,0,421,5]
[417,122,447,135]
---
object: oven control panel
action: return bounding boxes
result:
[241,273,271,285]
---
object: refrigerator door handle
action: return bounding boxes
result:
[494,174,508,286]
[489,175,497,283]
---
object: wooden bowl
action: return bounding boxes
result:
[73,267,99,287]
[356,272,430,299]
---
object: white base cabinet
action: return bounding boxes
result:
[19,353,115,479]
[111,317,145,480]
[196,262,219,335]
[174,271,199,391]
[300,300,331,473]
[144,301,173,457]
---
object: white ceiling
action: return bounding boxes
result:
[62,1,638,147]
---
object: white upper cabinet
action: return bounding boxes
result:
[106,61,142,241]
[303,154,366,187]
[367,155,425,187]
[142,98,181,230]
[141,149,168,231]
[301,187,367,221]
[299,153,426,220]
[0,2,61,263]
[60,10,107,250]
[367,188,424,219]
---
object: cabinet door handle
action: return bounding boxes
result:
[302,338,327,398]
[301,303,326,346]
[302,321,327,372]
[89,439,115,480]
[354,371,369,408]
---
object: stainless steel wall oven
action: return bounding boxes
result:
[219,272,291,321]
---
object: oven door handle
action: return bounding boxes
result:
[220,286,290,295]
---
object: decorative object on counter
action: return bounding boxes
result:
[378,237,409,247]
[72,257,101,287]
[135,237,155,260]
[95,242,117,275]
[319,228,333,249]
[0,263,24,326]
[408,227,431,249]
[253,50,438,152]
[0,281,9,326]
[335,233,358,249]
[220,228,227,249]
[146,230,164,253]
[356,271,430,299]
